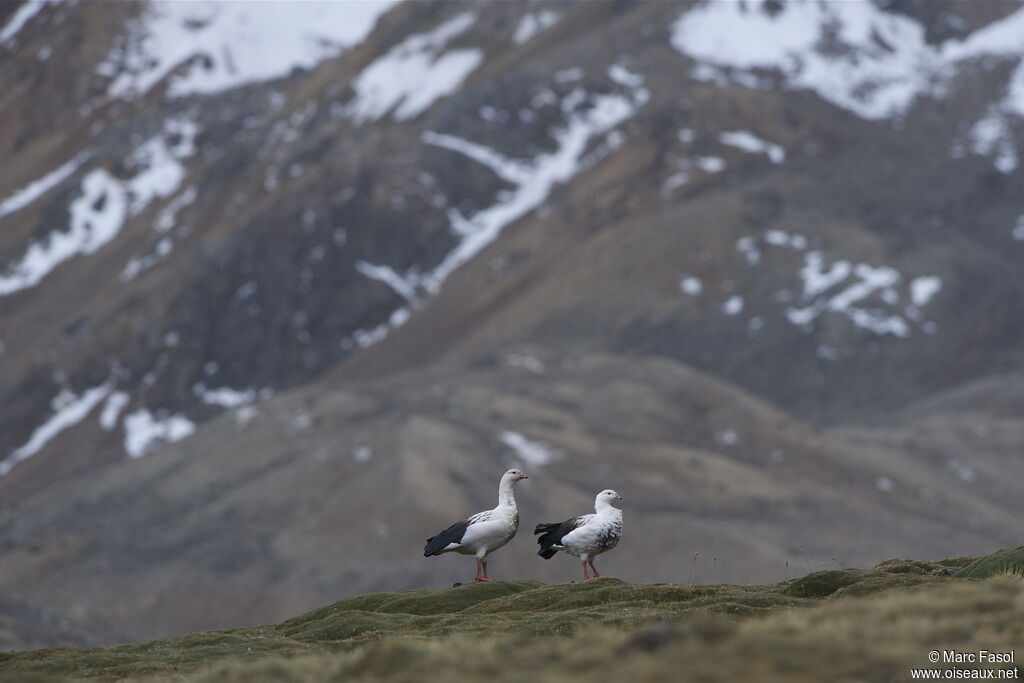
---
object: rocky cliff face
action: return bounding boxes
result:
[1,0,1023,646]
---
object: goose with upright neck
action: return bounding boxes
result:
[424,469,528,582]
[534,489,623,580]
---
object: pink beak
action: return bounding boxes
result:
[615,495,623,500]
[520,474,528,480]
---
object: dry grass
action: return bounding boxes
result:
[2,547,1022,683]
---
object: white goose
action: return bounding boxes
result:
[535,489,623,580]
[424,469,528,582]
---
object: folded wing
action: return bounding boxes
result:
[424,519,471,556]
[534,515,591,559]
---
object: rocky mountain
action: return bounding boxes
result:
[1,0,1023,647]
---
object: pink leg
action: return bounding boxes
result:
[581,559,590,580]
[475,558,494,582]
[588,558,601,578]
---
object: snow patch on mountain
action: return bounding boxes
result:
[1007,63,1024,119]
[356,261,420,304]
[786,253,938,338]
[348,12,483,122]
[123,409,196,458]
[0,169,127,296]
[694,156,725,173]
[500,431,563,467]
[122,238,172,281]
[608,63,645,89]
[798,250,852,298]
[344,306,412,350]
[196,385,257,409]
[661,171,689,195]
[1,117,197,295]
[671,0,930,119]
[513,10,559,45]
[969,109,1018,173]
[125,118,198,214]
[734,237,760,265]
[729,233,942,340]
[100,391,131,430]
[910,276,942,307]
[504,352,545,374]
[121,184,197,281]
[671,2,1024,121]
[664,125,730,188]
[99,0,399,99]
[342,68,649,349]
[0,0,57,46]
[679,276,702,295]
[719,130,785,164]
[0,153,89,219]
[722,296,745,316]
[764,230,807,250]
[0,383,112,476]
[422,87,646,293]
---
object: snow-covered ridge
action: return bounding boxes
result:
[1,117,198,296]
[0,374,258,472]
[0,169,127,296]
[346,64,650,349]
[99,0,399,99]
[671,2,1024,123]
[421,65,650,294]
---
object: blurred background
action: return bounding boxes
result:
[1,0,1023,649]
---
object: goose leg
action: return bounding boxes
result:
[588,558,601,578]
[475,557,494,582]
[581,559,590,580]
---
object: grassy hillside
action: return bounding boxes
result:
[2,547,1022,682]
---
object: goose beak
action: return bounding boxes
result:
[615,495,622,501]
[519,473,528,480]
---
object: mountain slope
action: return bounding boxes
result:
[1,0,1023,646]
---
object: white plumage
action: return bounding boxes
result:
[535,489,623,580]
[423,469,527,582]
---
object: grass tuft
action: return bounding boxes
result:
[782,569,865,597]
[955,545,1024,579]
[3,549,1023,682]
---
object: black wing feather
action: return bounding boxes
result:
[534,517,584,559]
[424,519,471,557]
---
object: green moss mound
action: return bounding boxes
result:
[782,569,866,597]
[3,550,1022,682]
[955,545,1024,579]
